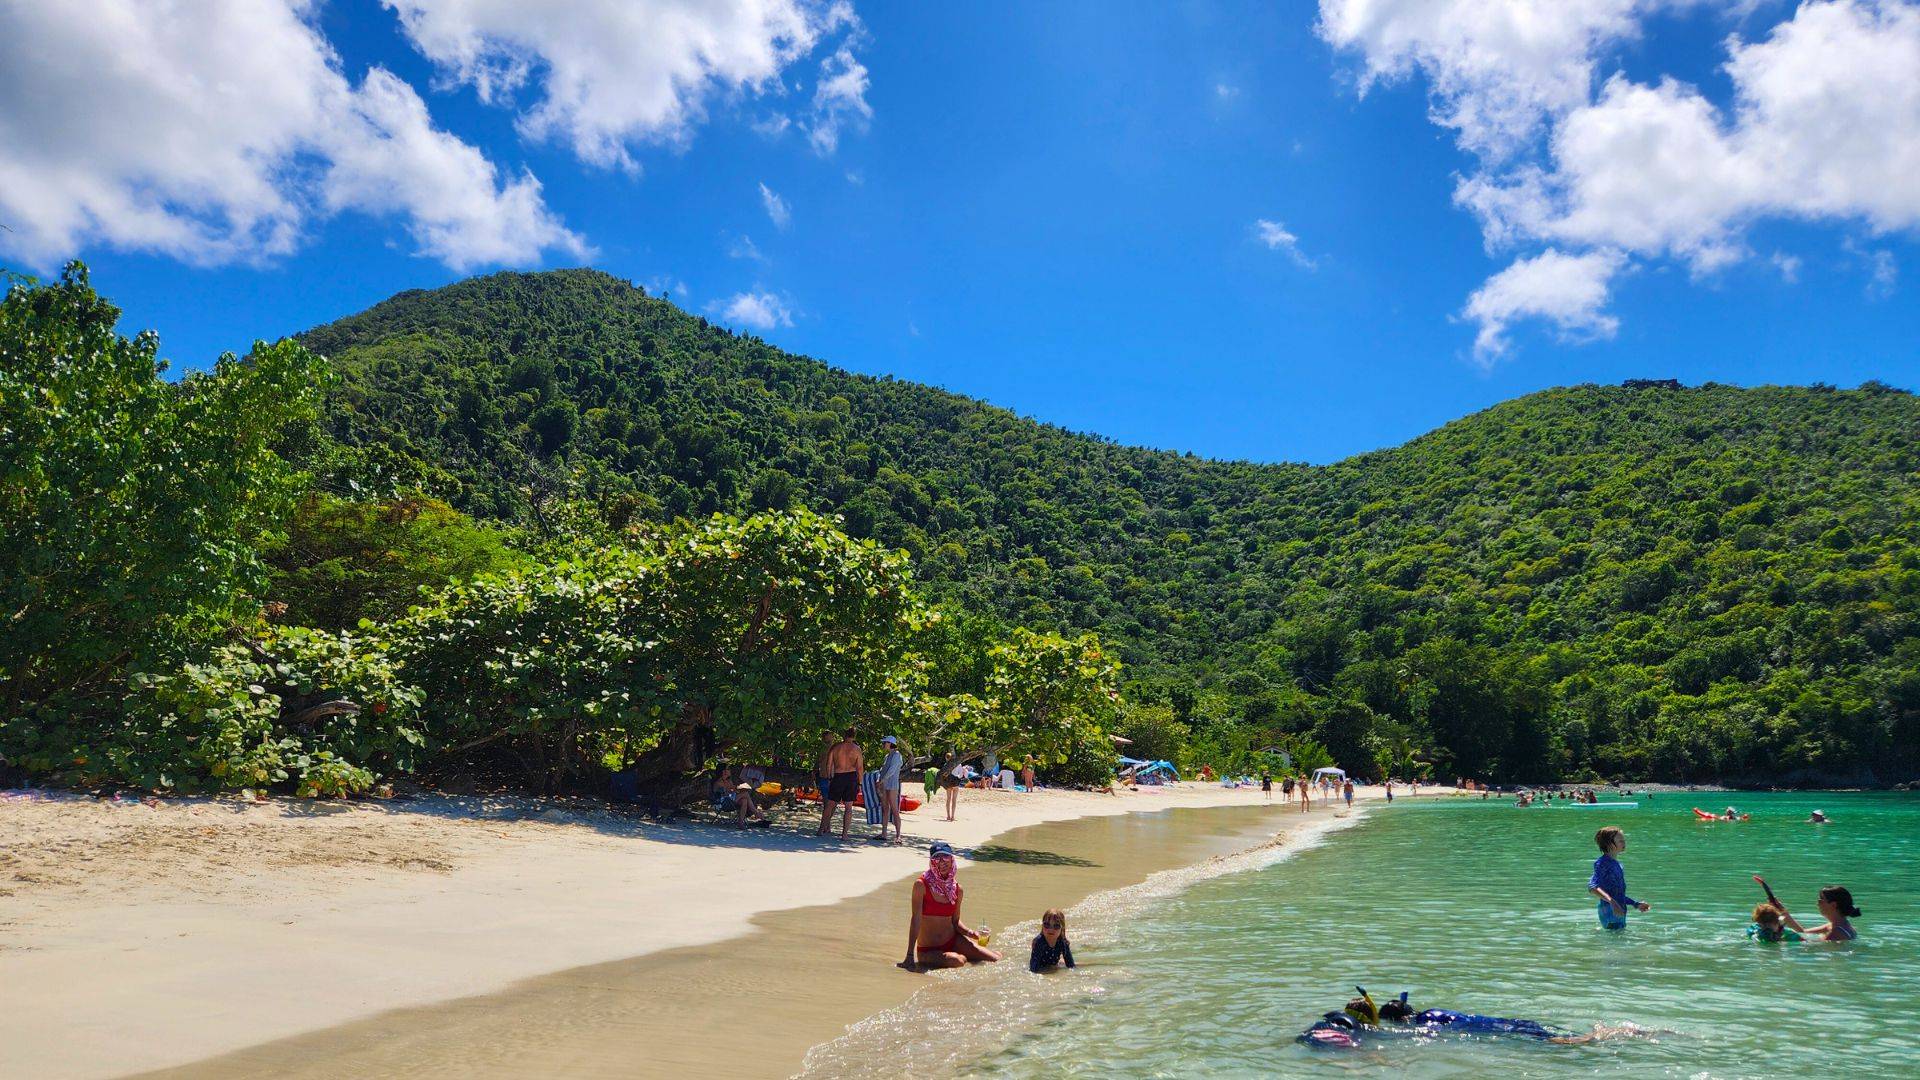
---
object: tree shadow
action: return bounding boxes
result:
[966,844,1098,867]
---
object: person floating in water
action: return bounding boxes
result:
[1807,809,1830,824]
[1588,826,1651,929]
[1298,988,1654,1048]
[1028,907,1075,973]
[1753,875,1859,941]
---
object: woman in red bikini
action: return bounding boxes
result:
[899,841,1002,970]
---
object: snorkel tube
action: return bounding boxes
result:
[1344,986,1381,1026]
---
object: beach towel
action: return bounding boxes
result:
[862,769,884,825]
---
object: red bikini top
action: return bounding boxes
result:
[921,886,958,918]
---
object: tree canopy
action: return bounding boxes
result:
[3,265,1916,795]
[294,269,1920,785]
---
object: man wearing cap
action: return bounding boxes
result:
[878,735,905,842]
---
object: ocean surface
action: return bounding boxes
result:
[803,791,1919,1078]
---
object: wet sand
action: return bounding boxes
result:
[137,799,1344,1080]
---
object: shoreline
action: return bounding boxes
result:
[134,799,1362,1079]
[2,781,1379,1079]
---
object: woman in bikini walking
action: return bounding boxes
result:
[899,841,1002,970]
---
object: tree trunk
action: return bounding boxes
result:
[617,702,720,805]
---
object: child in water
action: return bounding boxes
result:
[1587,826,1651,929]
[1749,902,1803,942]
[1029,908,1075,972]
[1753,875,1860,941]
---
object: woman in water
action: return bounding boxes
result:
[1752,875,1859,941]
[901,841,1002,970]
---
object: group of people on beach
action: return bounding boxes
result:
[1264,773,1356,811]
[715,730,1051,842]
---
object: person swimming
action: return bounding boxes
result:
[1299,989,1654,1048]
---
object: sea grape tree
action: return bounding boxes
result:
[387,508,929,792]
[919,628,1121,770]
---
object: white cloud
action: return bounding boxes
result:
[1253,219,1316,268]
[759,182,792,229]
[1320,0,1920,354]
[386,0,868,171]
[1215,82,1242,100]
[1846,239,1900,297]
[1772,252,1802,282]
[1462,248,1627,364]
[714,289,794,330]
[646,274,691,299]
[0,0,584,271]
[807,46,873,154]
[1467,3,1920,270]
[751,114,794,138]
[728,233,769,263]
[1317,0,1661,157]
[324,70,590,270]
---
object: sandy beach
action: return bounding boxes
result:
[2,780,1380,1078]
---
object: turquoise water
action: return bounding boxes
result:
[811,792,1919,1078]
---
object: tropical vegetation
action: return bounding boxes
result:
[3,265,1916,798]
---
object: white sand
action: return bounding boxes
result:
[0,780,1385,1079]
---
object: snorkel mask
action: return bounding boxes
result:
[1343,987,1381,1025]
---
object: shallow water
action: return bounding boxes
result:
[805,791,1919,1078]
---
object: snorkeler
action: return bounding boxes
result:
[1298,989,1653,1048]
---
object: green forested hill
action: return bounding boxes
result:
[302,269,1920,785]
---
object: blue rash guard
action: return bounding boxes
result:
[1588,854,1637,928]
[1413,1009,1559,1039]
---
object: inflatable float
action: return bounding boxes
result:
[794,789,921,811]
[1693,807,1750,821]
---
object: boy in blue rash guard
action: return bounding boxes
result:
[1587,826,1650,929]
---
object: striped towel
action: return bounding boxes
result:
[861,770,884,825]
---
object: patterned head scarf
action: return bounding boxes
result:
[923,842,958,904]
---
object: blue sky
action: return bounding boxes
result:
[2,1,1915,464]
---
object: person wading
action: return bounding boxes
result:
[819,727,865,840]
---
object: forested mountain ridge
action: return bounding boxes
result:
[303,269,1920,784]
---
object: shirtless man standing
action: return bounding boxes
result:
[818,727,865,840]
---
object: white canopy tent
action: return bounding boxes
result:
[1310,767,1347,784]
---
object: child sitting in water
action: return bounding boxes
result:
[1029,908,1075,973]
[1588,826,1651,929]
[1749,902,1803,942]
